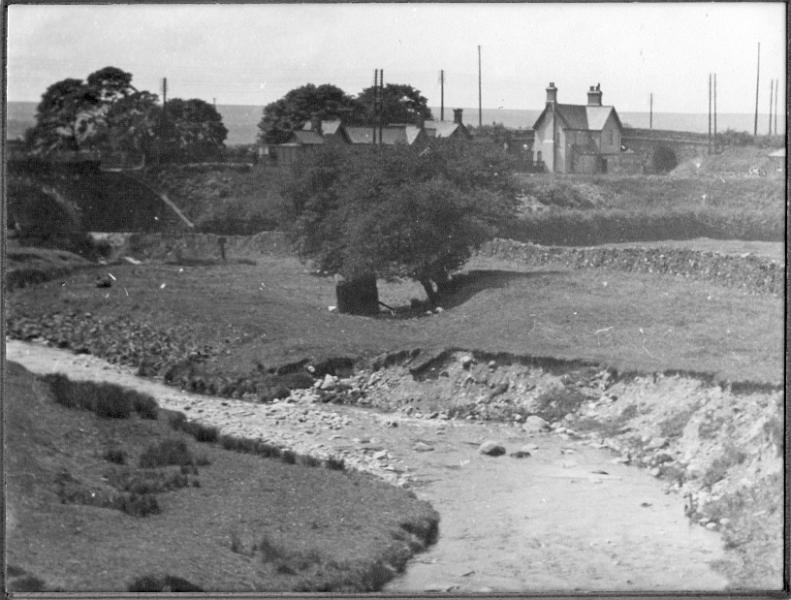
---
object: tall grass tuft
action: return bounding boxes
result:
[138,439,195,468]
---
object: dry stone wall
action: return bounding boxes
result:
[479,238,783,296]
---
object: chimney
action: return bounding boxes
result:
[546,82,558,104]
[453,108,463,124]
[587,84,603,106]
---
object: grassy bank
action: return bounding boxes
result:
[5,362,438,592]
[6,252,783,386]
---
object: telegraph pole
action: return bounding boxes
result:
[379,69,384,145]
[713,73,717,152]
[440,69,445,121]
[768,79,774,135]
[158,77,168,167]
[707,73,712,155]
[773,78,779,135]
[372,69,378,144]
[649,92,653,129]
[477,45,482,128]
[753,42,760,136]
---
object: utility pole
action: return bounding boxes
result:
[158,77,168,167]
[477,45,482,128]
[372,69,378,144]
[440,69,445,121]
[753,42,760,136]
[649,92,653,129]
[768,79,774,135]
[379,69,384,146]
[708,73,712,155]
[713,73,717,152]
[773,78,779,135]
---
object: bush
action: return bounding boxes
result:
[138,439,194,468]
[103,448,128,465]
[127,575,203,592]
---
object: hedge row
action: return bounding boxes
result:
[479,238,783,295]
[505,209,783,246]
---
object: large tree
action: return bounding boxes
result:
[26,66,147,155]
[258,84,360,145]
[286,141,517,306]
[355,83,433,126]
[26,67,228,164]
[160,98,228,162]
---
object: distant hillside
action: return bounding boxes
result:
[6,101,784,146]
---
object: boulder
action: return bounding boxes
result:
[522,415,550,433]
[412,441,434,452]
[479,440,506,456]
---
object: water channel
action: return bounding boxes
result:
[7,340,728,592]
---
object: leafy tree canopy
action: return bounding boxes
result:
[26,67,228,164]
[285,141,517,303]
[258,84,360,145]
[355,83,433,126]
[161,98,228,162]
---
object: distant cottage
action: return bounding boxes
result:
[532,82,624,174]
[268,110,469,164]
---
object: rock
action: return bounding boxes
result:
[320,374,338,390]
[412,442,434,452]
[522,415,550,433]
[705,521,718,530]
[646,436,668,450]
[460,354,475,369]
[479,440,506,456]
[510,450,532,459]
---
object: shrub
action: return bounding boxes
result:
[92,383,133,418]
[127,575,203,592]
[126,390,158,419]
[281,450,297,465]
[138,439,194,468]
[533,386,589,422]
[326,456,346,471]
[103,448,127,465]
[114,492,161,517]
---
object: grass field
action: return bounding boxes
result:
[7,252,783,385]
[5,361,438,592]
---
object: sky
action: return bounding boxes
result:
[6,3,786,114]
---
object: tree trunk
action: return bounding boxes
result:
[336,273,379,315]
[420,278,439,307]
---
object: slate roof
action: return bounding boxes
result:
[423,120,470,139]
[533,104,622,132]
[344,125,423,145]
[302,119,343,136]
[289,130,325,145]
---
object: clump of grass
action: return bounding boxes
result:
[533,386,589,422]
[281,450,297,464]
[325,456,346,471]
[8,576,48,592]
[167,412,219,442]
[658,406,698,439]
[138,439,194,468]
[127,575,203,592]
[702,443,748,488]
[299,455,322,468]
[102,448,127,465]
[45,373,158,420]
[113,492,161,517]
[107,466,195,494]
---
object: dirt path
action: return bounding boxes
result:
[6,340,728,591]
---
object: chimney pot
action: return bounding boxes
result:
[546,82,558,105]
[587,86,603,107]
[453,108,463,124]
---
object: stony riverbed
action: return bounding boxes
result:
[7,340,783,590]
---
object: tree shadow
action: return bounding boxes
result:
[378,269,565,319]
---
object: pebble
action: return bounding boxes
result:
[479,440,506,456]
[412,442,434,452]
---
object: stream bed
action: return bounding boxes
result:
[6,339,728,592]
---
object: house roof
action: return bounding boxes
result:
[423,120,470,139]
[289,130,325,145]
[344,125,424,145]
[302,119,342,136]
[533,104,622,132]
